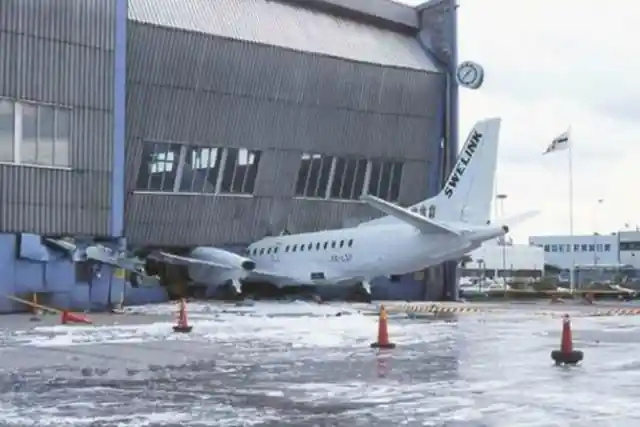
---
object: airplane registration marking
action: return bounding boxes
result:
[330,254,352,263]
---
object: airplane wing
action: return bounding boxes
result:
[361,194,461,236]
[149,251,243,270]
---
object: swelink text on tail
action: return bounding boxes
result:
[443,130,482,198]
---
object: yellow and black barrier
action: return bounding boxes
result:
[404,304,486,314]
[379,303,499,316]
[581,308,640,317]
[375,302,640,319]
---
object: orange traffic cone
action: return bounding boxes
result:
[172,299,193,333]
[551,314,583,365]
[60,310,92,325]
[370,305,395,349]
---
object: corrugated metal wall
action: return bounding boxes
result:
[124,0,446,247]
[125,23,445,247]
[0,0,117,236]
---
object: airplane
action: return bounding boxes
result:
[146,117,537,300]
[44,237,158,286]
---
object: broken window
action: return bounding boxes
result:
[367,160,403,202]
[295,153,333,198]
[219,147,261,194]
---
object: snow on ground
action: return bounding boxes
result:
[1,301,640,426]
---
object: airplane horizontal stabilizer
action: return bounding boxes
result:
[497,210,540,228]
[360,195,460,235]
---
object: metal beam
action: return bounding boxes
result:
[275,0,419,33]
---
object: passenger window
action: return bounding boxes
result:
[573,244,580,252]
[331,241,336,249]
[581,244,587,251]
[300,244,305,252]
[347,239,353,247]
[316,242,320,250]
[339,240,344,248]
[260,248,265,255]
[604,244,611,252]
[323,242,328,250]
[292,244,297,252]
[267,248,272,254]
[308,243,313,250]
[274,247,279,253]
[285,245,290,252]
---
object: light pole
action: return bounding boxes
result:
[477,259,485,291]
[496,194,508,279]
[593,199,604,265]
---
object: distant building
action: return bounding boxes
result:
[529,231,640,287]
[618,231,640,267]
[529,234,619,269]
[462,242,545,278]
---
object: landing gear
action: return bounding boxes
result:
[218,279,244,301]
[347,281,373,303]
[230,279,243,295]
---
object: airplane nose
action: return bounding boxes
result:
[241,260,256,271]
[502,225,510,234]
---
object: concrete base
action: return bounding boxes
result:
[370,342,396,349]
[551,349,583,365]
[172,325,193,333]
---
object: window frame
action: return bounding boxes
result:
[0,97,72,169]
[294,153,405,202]
[135,142,262,196]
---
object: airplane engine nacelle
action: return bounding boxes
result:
[187,247,256,286]
[190,247,256,272]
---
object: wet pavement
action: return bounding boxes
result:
[1,301,640,426]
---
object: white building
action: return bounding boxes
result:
[529,234,619,269]
[463,242,545,277]
[618,231,640,267]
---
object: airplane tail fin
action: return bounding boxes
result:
[359,118,501,228]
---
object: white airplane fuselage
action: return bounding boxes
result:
[246,222,506,287]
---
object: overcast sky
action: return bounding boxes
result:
[397,0,637,242]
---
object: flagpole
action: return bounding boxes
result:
[568,125,575,293]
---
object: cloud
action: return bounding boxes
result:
[395,0,640,241]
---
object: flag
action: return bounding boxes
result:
[543,130,570,155]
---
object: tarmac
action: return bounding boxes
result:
[2,300,640,426]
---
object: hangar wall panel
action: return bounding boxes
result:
[127,0,436,71]
[0,0,117,236]
[125,16,445,246]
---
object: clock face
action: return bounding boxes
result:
[455,61,485,90]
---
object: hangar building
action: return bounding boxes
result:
[0,0,460,310]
